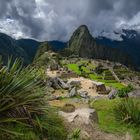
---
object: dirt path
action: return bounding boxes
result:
[60,108,128,140]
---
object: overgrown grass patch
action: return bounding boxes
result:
[67,64,81,75]
[90,99,140,140]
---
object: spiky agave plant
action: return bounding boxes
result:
[0,58,48,139]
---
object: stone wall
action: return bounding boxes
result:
[92,82,107,94]
[60,72,78,79]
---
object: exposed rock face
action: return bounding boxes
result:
[68,87,77,97]
[67,25,132,66]
[128,89,140,98]
[78,91,89,98]
[108,89,118,99]
[92,81,108,94]
[49,77,69,90]
[57,78,70,89]
[67,80,81,88]
[68,25,93,56]
[49,77,61,89]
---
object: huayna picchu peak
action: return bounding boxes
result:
[66,25,132,67]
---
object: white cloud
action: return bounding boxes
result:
[0,0,140,41]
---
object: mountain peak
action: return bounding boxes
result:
[78,25,89,30]
[68,25,92,55]
[74,25,91,37]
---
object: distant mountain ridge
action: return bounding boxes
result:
[0,26,140,70]
[0,33,30,64]
[96,29,140,69]
[0,33,66,65]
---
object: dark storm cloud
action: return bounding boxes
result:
[0,0,140,41]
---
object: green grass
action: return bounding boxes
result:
[105,82,125,89]
[89,73,125,89]
[87,63,96,69]
[89,74,102,80]
[90,99,140,140]
[82,66,91,73]
[67,64,81,75]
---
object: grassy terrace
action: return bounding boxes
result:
[67,63,125,89]
[90,99,140,140]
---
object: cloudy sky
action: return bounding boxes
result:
[0,0,140,41]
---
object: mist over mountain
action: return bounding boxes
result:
[96,29,140,69]
[0,25,140,70]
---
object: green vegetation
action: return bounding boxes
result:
[34,42,61,68]
[90,99,140,140]
[114,98,140,126]
[67,62,125,89]
[117,84,134,97]
[68,128,81,140]
[0,58,67,140]
[67,64,81,75]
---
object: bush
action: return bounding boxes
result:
[114,98,140,126]
[0,58,67,140]
[117,84,134,98]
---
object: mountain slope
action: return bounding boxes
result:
[0,33,30,64]
[48,41,66,52]
[17,39,41,61]
[0,32,66,65]
[67,25,132,66]
[96,29,140,69]
[34,42,60,67]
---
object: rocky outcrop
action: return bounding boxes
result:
[78,91,89,98]
[92,81,108,94]
[128,89,140,98]
[49,77,70,90]
[68,87,77,97]
[67,80,81,88]
[108,89,118,99]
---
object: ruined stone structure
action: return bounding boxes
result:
[60,71,78,79]
[92,81,107,94]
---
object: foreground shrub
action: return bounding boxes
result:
[0,58,67,140]
[114,98,140,126]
